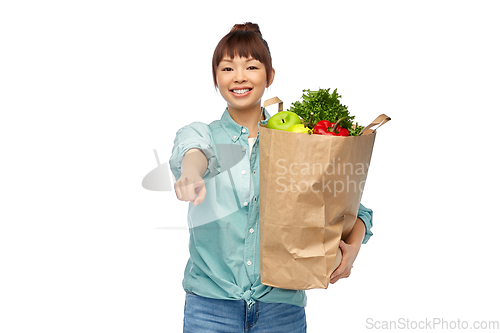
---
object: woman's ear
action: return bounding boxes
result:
[266,68,276,88]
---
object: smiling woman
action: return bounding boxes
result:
[169,22,374,333]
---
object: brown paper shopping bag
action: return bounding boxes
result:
[259,98,390,290]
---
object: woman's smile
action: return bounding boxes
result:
[230,86,253,97]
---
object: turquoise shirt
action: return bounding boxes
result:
[169,107,374,308]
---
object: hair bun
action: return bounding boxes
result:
[230,22,262,37]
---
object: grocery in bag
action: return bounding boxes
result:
[259,96,390,290]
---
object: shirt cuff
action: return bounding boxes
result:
[169,122,219,181]
[357,203,373,244]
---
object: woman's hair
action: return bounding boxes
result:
[212,22,273,87]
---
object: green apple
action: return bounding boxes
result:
[267,111,302,131]
[286,124,312,134]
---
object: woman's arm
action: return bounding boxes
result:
[345,216,366,251]
[174,148,208,206]
[329,217,366,284]
[181,148,208,176]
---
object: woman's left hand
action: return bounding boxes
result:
[329,240,360,284]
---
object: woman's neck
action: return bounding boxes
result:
[227,105,265,138]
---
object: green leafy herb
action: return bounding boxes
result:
[287,88,364,136]
[349,122,365,136]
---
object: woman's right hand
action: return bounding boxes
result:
[174,171,206,206]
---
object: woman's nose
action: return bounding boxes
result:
[233,70,247,83]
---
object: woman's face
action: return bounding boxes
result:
[216,55,274,113]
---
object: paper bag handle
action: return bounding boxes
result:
[263,97,283,112]
[359,114,391,135]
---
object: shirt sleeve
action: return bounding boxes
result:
[357,202,373,244]
[168,122,219,181]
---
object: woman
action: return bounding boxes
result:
[169,22,373,333]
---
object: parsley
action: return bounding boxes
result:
[287,88,364,136]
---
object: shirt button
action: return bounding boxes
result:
[242,128,247,133]
[254,196,257,202]
[249,228,254,234]
[242,147,246,151]
[253,170,256,175]
[233,135,237,140]
[243,202,248,207]
[241,170,246,175]
[247,260,252,266]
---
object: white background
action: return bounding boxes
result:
[1,0,499,332]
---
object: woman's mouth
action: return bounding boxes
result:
[230,88,252,97]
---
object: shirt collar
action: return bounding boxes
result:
[221,107,271,142]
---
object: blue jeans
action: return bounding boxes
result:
[183,291,307,333]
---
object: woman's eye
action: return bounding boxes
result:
[222,67,233,71]
[248,66,258,70]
